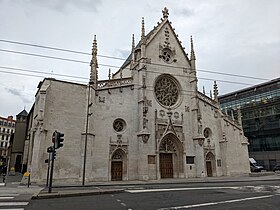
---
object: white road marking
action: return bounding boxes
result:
[0,196,14,199]
[126,186,240,193]
[0,194,19,197]
[0,209,24,210]
[120,202,127,206]
[0,183,5,187]
[158,195,275,209]
[0,202,29,206]
[116,199,121,202]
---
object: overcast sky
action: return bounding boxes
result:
[0,0,279,118]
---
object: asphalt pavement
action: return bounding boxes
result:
[1,171,280,200]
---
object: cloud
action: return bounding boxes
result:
[173,8,194,17]
[22,0,102,12]
[5,88,33,104]
[114,49,131,59]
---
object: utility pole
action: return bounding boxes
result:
[82,83,92,186]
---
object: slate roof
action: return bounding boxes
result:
[17,109,28,117]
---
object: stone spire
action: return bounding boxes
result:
[90,35,98,88]
[190,36,196,61]
[131,34,135,51]
[203,86,205,95]
[213,81,219,102]
[190,36,196,72]
[141,17,145,42]
[140,17,147,60]
[162,7,169,19]
[108,68,111,80]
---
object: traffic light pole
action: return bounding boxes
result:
[46,153,51,187]
[48,144,55,193]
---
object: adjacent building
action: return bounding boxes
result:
[219,78,280,170]
[0,116,15,165]
[9,109,28,173]
[25,8,250,184]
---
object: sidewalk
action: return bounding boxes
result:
[0,172,44,197]
[33,173,280,199]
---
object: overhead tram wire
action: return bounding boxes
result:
[0,48,269,86]
[0,65,254,87]
[0,66,88,80]
[0,69,87,84]
[0,39,126,61]
[0,39,270,81]
[0,49,121,69]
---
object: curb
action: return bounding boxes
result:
[30,175,280,199]
[32,189,124,199]
[50,177,280,188]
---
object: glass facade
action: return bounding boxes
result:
[219,78,280,171]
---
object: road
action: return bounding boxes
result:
[0,192,33,209]
[26,180,280,210]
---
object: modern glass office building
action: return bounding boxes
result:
[219,78,280,170]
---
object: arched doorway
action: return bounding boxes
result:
[111,149,126,181]
[159,133,184,179]
[205,152,216,177]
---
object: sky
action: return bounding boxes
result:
[0,0,279,118]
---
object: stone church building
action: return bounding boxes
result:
[26,8,250,183]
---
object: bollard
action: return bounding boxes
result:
[27,174,31,188]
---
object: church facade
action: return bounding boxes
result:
[26,8,250,183]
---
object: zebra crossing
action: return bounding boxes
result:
[0,193,29,210]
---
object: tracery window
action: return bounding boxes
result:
[203,128,212,138]
[113,119,126,132]
[112,151,122,161]
[154,75,180,107]
[159,138,176,152]
[161,49,172,63]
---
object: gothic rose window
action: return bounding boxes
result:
[162,49,172,63]
[113,119,126,132]
[203,128,212,138]
[154,75,180,107]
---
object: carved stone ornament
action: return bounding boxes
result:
[174,112,179,119]
[137,128,150,143]
[154,75,180,107]
[159,110,165,117]
[198,139,204,146]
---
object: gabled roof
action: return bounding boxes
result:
[115,10,192,76]
[17,109,28,117]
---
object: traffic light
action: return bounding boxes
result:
[52,150,57,159]
[55,132,64,149]
[52,131,57,144]
[47,146,54,153]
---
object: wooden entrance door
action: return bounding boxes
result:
[206,161,212,177]
[160,153,173,178]
[111,161,122,181]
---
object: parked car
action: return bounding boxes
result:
[249,158,264,172]
[273,165,280,172]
